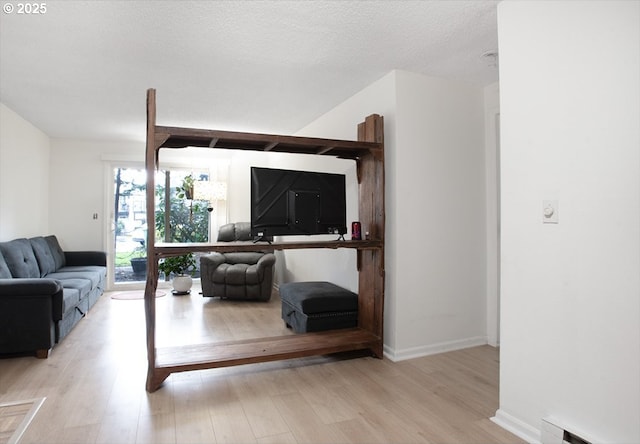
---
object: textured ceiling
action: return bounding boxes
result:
[0,1,499,141]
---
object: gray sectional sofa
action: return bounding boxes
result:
[0,235,106,358]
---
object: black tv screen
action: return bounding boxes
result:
[250,167,347,239]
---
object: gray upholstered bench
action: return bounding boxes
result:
[279,281,358,333]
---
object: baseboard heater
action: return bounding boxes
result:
[541,418,593,444]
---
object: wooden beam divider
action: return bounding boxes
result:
[316,146,335,155]
[264,141,278,151]
[143,88,385,392]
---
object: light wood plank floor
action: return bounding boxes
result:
[0,285,523,444]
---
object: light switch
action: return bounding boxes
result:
[543,200,558,224]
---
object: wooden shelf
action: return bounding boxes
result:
[156,329,379,370]
[153,239,382,257]
[144,89,385,392]
[153,125,382,159]
[147,328,380,391]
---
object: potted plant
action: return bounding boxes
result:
[176,174,196,221]
[176,174,195,200]
[129,239,147,275]
[158,253,196,294]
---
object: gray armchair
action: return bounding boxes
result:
[200,223,275,301]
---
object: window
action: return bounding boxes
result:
[111,167,220,285]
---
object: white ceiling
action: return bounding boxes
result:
[0,0,499,141]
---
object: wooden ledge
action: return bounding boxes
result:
[154,125,383,159]
[153,239,382,257]
[146,328,381,391]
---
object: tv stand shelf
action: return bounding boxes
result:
[144,89,385,392]
[154,240,382,257]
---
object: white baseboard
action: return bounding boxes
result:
[491,409,541,444]
[383,336,488,362]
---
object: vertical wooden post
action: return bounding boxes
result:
[145,89,159,391]
[357,114,385,357]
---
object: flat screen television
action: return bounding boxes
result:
[250,166,347,240]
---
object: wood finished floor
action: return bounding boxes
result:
[0,285,523,444]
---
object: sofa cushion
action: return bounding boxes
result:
[216,263,249,285]
[244,265,260,284]
[44,235,66,270]
[223,252,264,265]
[61,287,81,315]
[0,238,40,278]
[217,222,252,241]
[0,249,11,278]
[64,251,107,267]
[46,269,103,290]
[56,278,92,304]
[58,265,106,275]
[30,237,57,277]
[211,262,261,286]
[56,297,88,342]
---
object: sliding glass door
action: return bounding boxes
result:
[113,167,148,285]
[110,167,213,286]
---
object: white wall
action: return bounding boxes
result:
[48,138,145,251]
[49,140,239,254]
[495,1,640,442]
[485,82,501,347]
[281,77,395,292]
[392,70,487,358]
[0,103,50,240]
[227,150,270,223]
[293,71,399,344]
[295,70,488,359]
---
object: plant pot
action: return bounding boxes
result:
[130,257,147,275]
[172,275,192,295]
